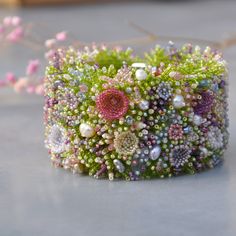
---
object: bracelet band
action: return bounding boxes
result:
[44,43,229,180]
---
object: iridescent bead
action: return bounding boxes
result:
[150,145,161,160]
[183,126,191,134]
[200,147,208,156]
[139,100,149,110]
[193,115,202,126]
[198,79,210,88]
[172,94,185,108]
[212,83,219,92]
[113,159,125,173]
[126,116,134,125]
[126,87,132,94]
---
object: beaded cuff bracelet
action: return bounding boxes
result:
[44,44,229,180]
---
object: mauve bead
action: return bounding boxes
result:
[194,91,214,115]
[140,143,145,148]
[219,80,226,88]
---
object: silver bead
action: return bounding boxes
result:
[150,145,161,160]
[193,115,202,126]
[139,100,149,110]
[113,159,125,173]
[200,147,208,157]
[126,87,132,94]
[126,116,134,125]
[172,94,185,108]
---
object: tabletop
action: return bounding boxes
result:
[0,1,236,235]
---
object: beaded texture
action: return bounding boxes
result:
[44,43,229,180]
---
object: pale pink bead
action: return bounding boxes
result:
[102,84,108,89]
[45,49,55,59]
[35,84,44,95]
[56,31,67,41]
[79,84,88,93]
[101,44,107,50]
[26,85,35,94]
[3,16,12,26]
[92,43,97,50]
[108,144,114,151]
[26,60,40,76]
[11,16,21,26]
[13,78,28,93]
[169,71,182,80]
[6,33,16,42]
[45,39,56,48]
[6,26,24,42]
[6,72,16,84]
[0,25,5,34]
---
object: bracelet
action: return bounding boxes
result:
[44,43,229,180]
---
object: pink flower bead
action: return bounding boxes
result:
[35,84,44,95]
[11,16,21,26]
[0,25,5,34]
[3,16,12,26]
[6,26,24,42]
[45,49,56,59]
[45,39,56,48]
[55,31,67,41]
[13,78,28,93]
[26,60,40,76]
[26,85,35,94]
[6,72,16,84]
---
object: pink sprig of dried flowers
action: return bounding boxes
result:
[0,15,69,95]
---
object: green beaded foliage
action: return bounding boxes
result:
[44,44,229,180]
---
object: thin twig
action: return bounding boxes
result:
[129,21,221,49]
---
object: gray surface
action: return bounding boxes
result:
[1,1,236,236]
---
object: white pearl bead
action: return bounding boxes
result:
[193,115,202,126]
[172,94,185,108]
[139,100,149,110]
[79,123,95,138]
[135,69,147,80]
[132,62,146,68]
[150,145,161,160]
[200,147,208,156]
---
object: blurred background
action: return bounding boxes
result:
[1,1,236,236]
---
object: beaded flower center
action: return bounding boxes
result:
[168,124,184,140]
[114,131,138,155]
[96,88,129,120]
